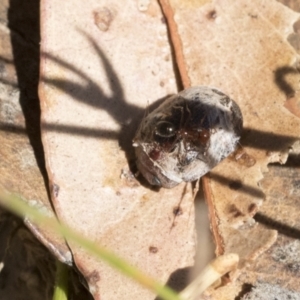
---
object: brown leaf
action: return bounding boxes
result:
[39,0,195,298]
[159,0,300,297]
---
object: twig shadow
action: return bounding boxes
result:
[255,212,300,240]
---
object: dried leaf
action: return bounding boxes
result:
[159,0,300,297]
[39,0,195,298]
[160,0,300,256]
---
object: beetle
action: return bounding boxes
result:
[133,86,243,188]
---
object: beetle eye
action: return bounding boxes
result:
[155,121,176,138]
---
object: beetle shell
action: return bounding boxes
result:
[133,86,243,188]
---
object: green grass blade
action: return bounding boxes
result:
[53,260,69,300]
